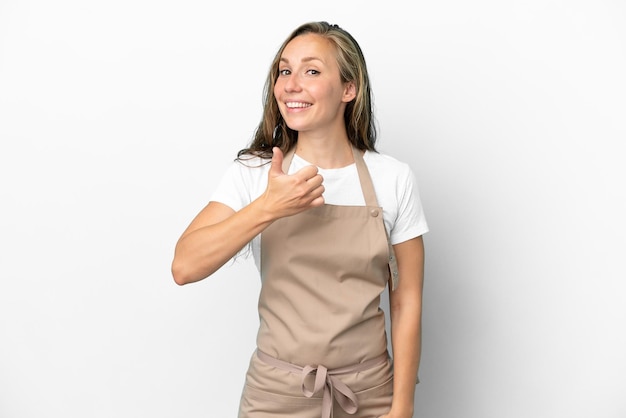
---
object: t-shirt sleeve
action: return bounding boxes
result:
[390,164,429,245]
[209,160,251,212]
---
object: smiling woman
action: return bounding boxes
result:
[171,21,429,418]
[273,34,356,140]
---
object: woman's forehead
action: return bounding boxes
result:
[281,34,336,64]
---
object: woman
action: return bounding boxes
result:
[172,21,428,418]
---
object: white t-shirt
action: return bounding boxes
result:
[210,150,429,271]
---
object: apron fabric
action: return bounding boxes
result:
[238,147,399,418]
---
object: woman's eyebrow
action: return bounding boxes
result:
[279,56,325,64]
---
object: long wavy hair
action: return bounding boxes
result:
[237,21,377,161]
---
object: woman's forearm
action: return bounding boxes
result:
[389,300,422,416]
[171,200,274,285]
[387,236,425,417]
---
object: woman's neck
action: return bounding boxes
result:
[294,134,354,169]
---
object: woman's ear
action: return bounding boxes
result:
[342,81,357,102]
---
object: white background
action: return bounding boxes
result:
[1,1,625,417]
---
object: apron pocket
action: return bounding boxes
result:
[239,384,321,418]
[239,376,393,418]
[346,376,394,418]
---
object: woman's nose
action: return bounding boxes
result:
[284,74,302,92]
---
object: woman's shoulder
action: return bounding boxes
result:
[216,154,271,192]
[364,150,413,178]
[211,154,270,207]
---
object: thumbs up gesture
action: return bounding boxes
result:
[262,147,325,219]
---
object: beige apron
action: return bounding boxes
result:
[239,147,400,418]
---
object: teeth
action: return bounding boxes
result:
[286,102,311,108]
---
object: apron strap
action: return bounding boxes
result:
[351,147,378,207]
[281,147,296,173]
[352,148,401,290]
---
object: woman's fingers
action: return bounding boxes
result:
[264,163,325,216]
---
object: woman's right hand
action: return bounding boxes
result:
[260,147,325,220]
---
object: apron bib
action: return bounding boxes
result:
[239,147,398,418]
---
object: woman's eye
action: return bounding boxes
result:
[306,69,320,75]
[279,69,291,76]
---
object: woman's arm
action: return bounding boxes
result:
[383,235,425,418]
[171,148,325,285]
[171,200,269,285]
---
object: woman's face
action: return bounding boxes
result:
[274,33,355,136]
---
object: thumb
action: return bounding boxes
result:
[269,147,285,176]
